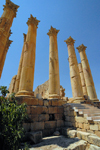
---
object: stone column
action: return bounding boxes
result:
[64,36,84,103]
[0,0,19,78]
[0,31,12,78]
[47,26,60,99]
[77,44,98,101]
[16,15,40,96]
[14,34,26,93]
[78,63,88,96]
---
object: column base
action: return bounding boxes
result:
[16,90,34,96]
[72,97,85,103]
[90,98,99,102]
[49,94,60,99]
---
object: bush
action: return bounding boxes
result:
[0,86,28,150]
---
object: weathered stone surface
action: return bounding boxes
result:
[57,107,64,114]
[68,130,77,138]
[57,120,64,127]
[23,123,31,132]
[77,131,91,141]
[87,135,100,147]
[90,124,98,131]
[31,122,44,131]
[44,121,56,129]
[29,114,38,122]
[88,144,100,150]
[66,139,87,150]
[75,116,88,123]
[44,100,50,106]
[84,123,90,130]
[38,114,49,122]
[53,131,60,136]
[28,131,42,144]
[95,131,100,137]
[38,99,43,106]
[49,107,57,114]
[52,99,58,106]
[55,114,63,120]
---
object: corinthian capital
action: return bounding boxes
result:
[47,26,59,36]
[27,14,40,27]
[76,44,87,53]
[3,0,19,17]
[64,36,75,45]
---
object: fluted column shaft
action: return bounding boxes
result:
[47,26,60,99]
[14,34,26,93]
[64,36,84,103]
[77,44,98,101]
[78,63,87,95]
[0,0,19,78]
[16,15,40,96]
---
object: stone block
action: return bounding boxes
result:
[30,106,42,114]
[23,123,31,132]
[64,111,67,115]
[57,106,64,114]
[61,127,72,136]
[38,114,49,122]
[90,124,98,131]
[98,123,100,130]
[77,131,91,141]
[49,107,57,114]
[95,131,100,137]
[88,144,100,150]
[87,135,100,147]
[65,121,72,127]
[53,131,60,136]
[75,116,88,123]
[52,99,58,106]
[70,116,75,123]
[58,100,63,106]
[28,131,42,144]
[38,99,43,106]
[31,122,44,131]
[44,100,50,106]
[66,140,87,150]
[27,106,31,114]
[68,130,77,138]
[57,120,64,127]
[65,116,70,121]
[29,114,38,122]
[44,121,57,129]
[79,123,84,129]
[84,123,90,130]
[87,130,94,134]
[42,129,55,137]
[42,106,48,114]
[54,114,63,120]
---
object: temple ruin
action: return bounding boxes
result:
[1,0,100,149]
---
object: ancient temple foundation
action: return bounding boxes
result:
[47,26,60,99]
[16,15,40,96]
[0,0,19,78]
[64,36,84,103]
[77,44,98,102]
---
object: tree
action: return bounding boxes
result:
[0,86,28,150]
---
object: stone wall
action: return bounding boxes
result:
[34,80,66,99]
[16,96,67,136]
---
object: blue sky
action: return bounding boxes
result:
[0,0,100,100]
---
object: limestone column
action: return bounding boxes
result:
[0,0,19,78]
[78,63,87,96]
[16,15,40,96]
[0,39,13,78]
[64,36,84,103]
[47,26,60,99]
[77,44,98,101]
[14,34,26,93]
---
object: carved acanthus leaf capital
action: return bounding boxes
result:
[23,33,26,42]
[27,14,40,27]
[76,44,87,53]
[3,0,19,17]
[64,36,75,45]
[47,26,59,36]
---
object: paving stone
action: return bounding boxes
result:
[77,131,91,141]
[87,135,100,147]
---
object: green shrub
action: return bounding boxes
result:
[0,86,28,150]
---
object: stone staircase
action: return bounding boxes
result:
[70,103,100,122]
[64,103,100,136]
